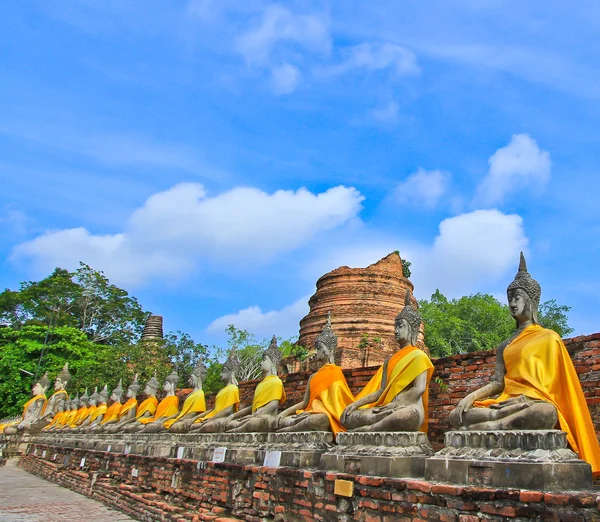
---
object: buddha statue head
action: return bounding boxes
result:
[315,312,337,364]
[110,380,124,402]
[70,393,80,410]
[54,363,72,391]
[56,395,67,413]
[89,387,100,407]
[221,348,240,385]
[163,371,179,394]
[190,360,206,389]
[127,374,140,399]
[145,372,160,396]
[32,372,51,396]
[98,385,109,404]
[262,335,282,376]
[79,388,90,407]
[506,252,541,326]
[395,288,421,348]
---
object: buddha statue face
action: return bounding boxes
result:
[144,383,153,395]
[315,339,332,362]
[508,288,533,323]
[32,382,44,396]
[261,354,275,374]
[54,377,64,391]
[189,373,198,387]
[221,367,232,382]
[394,318,412,347]
[163,380,172,393]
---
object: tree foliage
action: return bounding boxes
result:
[419,290,573,357]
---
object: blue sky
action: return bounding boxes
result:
[1,1,599,346]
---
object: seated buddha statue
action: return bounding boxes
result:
[449,252,600,475]
[74,388,101,431]
[95,380,123,432]
[275,314,354,438]
[341,290,434,432]
[42,394,67,432]
[226,336,286,433]
[81,385,110,432]
[3,373,50,435]
[128,372,180,433]
[165,361,208,433]
[189,349,240,433]
[55,394,81,431]
[118,374,160,432]
[103,376,140,433]
[29,363,71,432]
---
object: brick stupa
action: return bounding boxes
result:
[297,252,424,369]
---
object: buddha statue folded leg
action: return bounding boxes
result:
[348,404,423,432]
[276,412,330,433]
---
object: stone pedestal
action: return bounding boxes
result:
[425,430,592,491]
[265,432,334,468]
[320,431,433,478]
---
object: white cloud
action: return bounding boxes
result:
[12,183,365,286]
[394,169,449,209]
[207,295,310,339]
[335,42,419,76]
[371,101,399,123]
[270,62,301,94]
[474,134,551,206]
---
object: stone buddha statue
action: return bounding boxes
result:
[42,393,68,432]
[56,394,82,431]
[135,371,180,433]
[275,314,354,438]
[65,389,89,430]
[75,388,101,431]
[165,361,208,433]
[95,380,123,431]
[117,374,160,432]
[189,349,240,433]
[29,363,71,431]
[341,290,434,432]
[3,372,50,435]
[226,336,287,433]
[449,252,600,475]
[82,385,109,432]
[104,376,140,433]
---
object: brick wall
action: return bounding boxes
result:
[199,332,600,449]
[20,448,600,521]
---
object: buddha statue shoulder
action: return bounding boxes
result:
[226,335,287,433]
[449,252,600,475]
[275,313,354,439]
[341,289,434,432]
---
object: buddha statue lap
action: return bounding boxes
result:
[275,314,354,438]
[341,290,434,432]
[3,373,50,435]
[189,349,240,433]
[226,336,286,433]
[165,362,208,433]
[449,252,600,476]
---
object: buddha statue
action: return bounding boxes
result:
[117,374,159,432]
[3,372,50,435]
[57,394,81,431]
[95,380,123,431]
[165,361,207,433]
[75,388,100,431]
[226,336,286,433]
[189,349,240,433]
[104,375,140,433]
[135,371,180,433]
[275,314,354,438]
[81,385,109,432]
[42,394,67,432]
[29,363,71,431]
[341,290,434,432]
[449,252,600,475]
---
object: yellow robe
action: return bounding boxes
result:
[164,390,206,429]
[194,384,239,423]
[100,401,123,424]
[252,375,286,413]
[46,389,68,413]
[137,395,179,425]
[118,397,138,419]
[43,410,67,430]
[299,364,354,437]
[4,395,48,432]
[134,396,158,420]
[475,324,600,475]
[88,403,108,424]
[62,408,79,428]
[354,346,434,432]
[72,405,97,427]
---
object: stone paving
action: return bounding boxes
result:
[0,460,134,521]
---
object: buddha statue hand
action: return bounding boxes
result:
[449,393,476,428]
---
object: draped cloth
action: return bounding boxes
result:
[354,346,434,432]
[46,389,68,413]
[297,364,354,437]
[137,395,179,425]
[22,394,48,418]
[194,384,239,423]
[74,405,97,427]
[43,410,67,430]
[118,398,138,419]
[164,390,206,429]
[89,403,108,424]
[135,396,158,420]
[474,324,600,475]
[252,375,286,413]
[69,406,91,428]
[100,401,123,424]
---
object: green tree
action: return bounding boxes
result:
[420,290,573,357]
